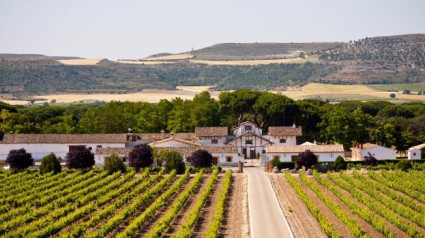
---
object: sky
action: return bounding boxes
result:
[0,0,424,60]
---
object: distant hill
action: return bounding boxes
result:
[0,54,80,61]
[188,42,343,60]
[0,34,424,97]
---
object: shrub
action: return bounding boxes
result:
[296,150,318,170]
[395,160,412,171]
[165,150,185,174]
[389,93,396,98]
[333,156,347,171]
[364,152,377,166]
[129,144,153,170]
[6,148,34,170]
[65,146,95,169]
[190,149,213,168]
[104,153,126,174]
[40,153,61,174]
[271,157,280,168]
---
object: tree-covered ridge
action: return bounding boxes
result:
[320,34,425,67]
[1,90,425,153]
[0,60,338,94]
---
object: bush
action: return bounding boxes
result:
[66,147,95,169]
[389,93,396,98]
[6,148,34,170]
[129,144,153,170]
[333,156,347,171]
[165,150,185,174]
[296,150,318,170]
[363,152,377,166]
[104,153,126,174]
[395,160,412,171]
[190,149,213,168]
[40,153,61,174]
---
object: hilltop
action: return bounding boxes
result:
[0,34,424,99]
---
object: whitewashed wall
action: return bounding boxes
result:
[362,147,396,160]
[268,152,345,162]
[267,136,297,146]
[199,137,227,147]
[0,143,125,161]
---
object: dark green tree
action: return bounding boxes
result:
[296,150,318,169]
[66,147,95,169]
[104,153,126,174]
[332,156,347,171]
[6,148,34,170]
[40,153,61,174]
[129,144,153,170]
[190,149,213,168]
[165,150,186,174]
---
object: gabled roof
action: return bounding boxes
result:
[0,134,128,144]
[409,143,425,150]
[149,137,202,147]
[267,144,344,153]
[268,126,302,136]
[351,143,394,151]
[226,132,273,144]
[195,127,228,137]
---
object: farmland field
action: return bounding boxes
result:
[0,168,243,238]
[270,170,425,237]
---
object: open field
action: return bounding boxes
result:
[368,83,425,92]
[2,83,425,105]
[274,170,425,237]
[0,168,241,237]
[144,53,194,61]
[57,59,102,65]
[189,56,319,66]
[115,60,176,65]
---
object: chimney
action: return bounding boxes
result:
[313,140,317,145]
[160,130,165,139]
[361,144,363,149]
[152,136,156,143]
[293,123,296,128]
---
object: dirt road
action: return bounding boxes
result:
[246,167,293,238]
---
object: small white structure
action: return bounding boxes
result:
[266,144,345,162]
[408,143,425,160]
[351,143,396,161]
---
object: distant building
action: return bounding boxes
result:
[408,143,425,160]
[351,143,396,161]
[266,144,345,162]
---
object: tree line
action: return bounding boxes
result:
[1,89,425,152]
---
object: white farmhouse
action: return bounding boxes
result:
[266,144,345,162]
[351,143,396,161]
[408,143,425,160]
[0,134,127,161]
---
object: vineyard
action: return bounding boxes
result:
[276,170,425,237]
[0,168,236,238]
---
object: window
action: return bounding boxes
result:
[279,138,286,143]
[413,152,417,156]
[262,150,266,154]
[96,145,102,148]
[186,157,191,163]
[211,139,218,144]
[226,156,233,162]
[273,155,280,161]
[212,157,219,165]
[245,126,252,130]
[246,140,252,145]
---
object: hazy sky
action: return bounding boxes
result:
[0,0,424,59]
